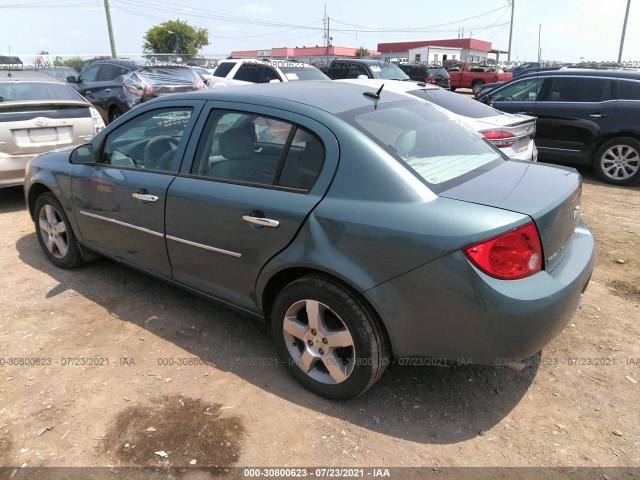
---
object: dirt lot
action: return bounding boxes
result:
[0,166,638,474]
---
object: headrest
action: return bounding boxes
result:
[395,129,416,156]
[219,128,254,160]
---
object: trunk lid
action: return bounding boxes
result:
[0,101,94,155]
[475,114,536,155]
[440,160,582,271]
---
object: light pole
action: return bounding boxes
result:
[507,0,515,63]
[618,0,632,64]
[168,30,180,60]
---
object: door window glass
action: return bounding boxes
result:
[235,64,260,83]
[78,64,100,83]
[193,110,325,191]
[97,63,130,81]
[619,80,640,100]
[100,108,193,172]
[213,62,235,78]
[347,63,369,78]
[548,77,605,102]
[490,78,544,102]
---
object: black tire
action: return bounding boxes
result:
[472,80,485,95]
[593,137,640,186]
[271,276,390,400]
[109,106,123,124]
[449,86,457,92]
[34,193,85,269]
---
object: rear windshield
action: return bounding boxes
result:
[0,81,81,102]
[409,88,501,118]
[340,101,503,192]
[138,67,198,84]
[213,62,235,78]
[371,62,410,80]
[280,66,328,81]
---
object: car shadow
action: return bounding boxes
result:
[0,186,27,214]
[15,231,537,444]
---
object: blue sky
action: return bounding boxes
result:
[1,0,638,64]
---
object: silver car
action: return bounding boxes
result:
[0,70,105,188]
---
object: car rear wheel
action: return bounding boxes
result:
[109,106,123,123]
[472,80,485,95]
[271,276,390,400]
[594,137,640,186]
[34,193,85,269]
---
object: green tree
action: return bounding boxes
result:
[143,19,209,60]
[61,56,85,71]
[355,46,369,58]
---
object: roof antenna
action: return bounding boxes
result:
[363,83,384,100]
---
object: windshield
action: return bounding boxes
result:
[280,66,329,81]
[340,101,503,192]
[410,88,501,118]
[0,81,81,102]
[371,62,410,80]
[138,67,199,85]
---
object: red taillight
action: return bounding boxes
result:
[125,84,155,96]
[482,130,516,148]
[195,78,205,90]
[425,77,437,84]
[463,222,542,280]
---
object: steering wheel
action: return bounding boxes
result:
[143,136,180,171]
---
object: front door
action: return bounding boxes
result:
[72,103,201,277]
[165,105,338,312]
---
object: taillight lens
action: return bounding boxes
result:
[425,77,437,84]
[482,130,516,148]
[89,107,105,134]
[124,84,144,96]
[463,222,542,280]
[195,78,205,90]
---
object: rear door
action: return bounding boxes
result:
[165,102,338,312]
[72,101,203,277]
[533,75,616,162]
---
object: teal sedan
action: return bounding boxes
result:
[24,82,595,400]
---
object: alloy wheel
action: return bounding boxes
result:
[282,299,355,385]
[600,144,640,181]
[38,204,68,259]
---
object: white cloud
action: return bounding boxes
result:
[37,38,53,46]
[239,4,272,15]
[66,30,86,38]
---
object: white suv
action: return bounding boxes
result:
[210,58,329,87]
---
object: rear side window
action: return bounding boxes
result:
[619,80,640,100]
[192,110,324,191]
[548,77,606,102]
[213,62,235,78]
[97,64,129,81]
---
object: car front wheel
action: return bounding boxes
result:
[34,193,85,268]
[271,276,390,400]
[594,137,640,185]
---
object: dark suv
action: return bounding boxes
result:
[479,69,640,185]
[68,59,204,123]
[397,63,450,89]
[326,59,410,81]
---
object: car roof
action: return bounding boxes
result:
[0,70,65,83]
[339,78,439,92]
[332,58,392,66]
[154,80,414,114]
[519,68,640,80]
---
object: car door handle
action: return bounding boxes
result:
[516,111,530,114]
[105,88,111,93]
[131,192,158,202]
[590,113,607,118]
[242,215,280,228]
[85,90,92,94]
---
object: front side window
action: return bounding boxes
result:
[489,77,544,102]
[100,108,193,172]
[97,64,129,81]
[193,110,324,190]
[78,64,100,83]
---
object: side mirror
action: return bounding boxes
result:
[66,76,78,83]
[70,144,96,165]
[269,79,282,83]
[357,74,368,80]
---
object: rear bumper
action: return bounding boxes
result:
[504,139,538,162]
[365,220,595,364]
[0,152,38,188]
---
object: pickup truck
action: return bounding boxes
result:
[447,62,512,94]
